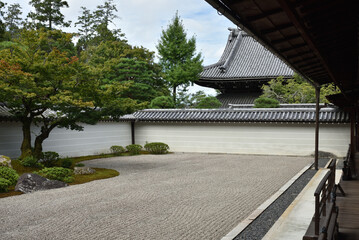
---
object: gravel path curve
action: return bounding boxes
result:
[0,154,312,240]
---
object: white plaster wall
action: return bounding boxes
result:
[0,121,131,158]
[135,122,350,157]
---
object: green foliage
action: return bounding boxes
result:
[75,163,85,167]
[40,151,60,167]
[61,158,73,169]
[150,96,175,109]
[0,177,11,192]
[254,97,280,108]
[144,142,169,154]
[3,3,23,40]
[126,144,142,155]
[0,166,19,185]
[20,156,43,168]
[27,0,71,30]
[0,29,141,159]
[36,167,74,183]
[261,74,341,103]
[157,12,203,104]
[110,145,125,155]
[195,96,222,109]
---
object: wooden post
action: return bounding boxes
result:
[315,86,320,170]
[351,110,356,157]
[131,121,135,144]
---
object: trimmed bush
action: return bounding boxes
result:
[0,178,11,192]
[21,156,43,168]
[110,145,126,155]
[61,158,73,169]
[254,97,279,108]
[144,142,169,154]
[75,163,85,167]
[40,151,60,167]
[36,167,74,183]
[0,166,19,185]
[126,144,142,155]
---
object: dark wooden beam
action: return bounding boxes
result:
[292,56,318,65]
[286,50,313,59]
[247,8,283,22]
[279,43,307,53]
[271,34,302,45]
[260,23,293,35]
[277,0,341,89]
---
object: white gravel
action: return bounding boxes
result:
[0,153,312,240]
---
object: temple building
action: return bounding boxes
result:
[196,28,294,107]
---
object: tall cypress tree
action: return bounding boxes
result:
[157,12,203,105]
[28,0,71,30]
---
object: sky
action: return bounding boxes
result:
[4,0,236,95]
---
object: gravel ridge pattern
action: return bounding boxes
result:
[0,154,312,240]
[234,158,330,240]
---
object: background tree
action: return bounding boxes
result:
[254,97,279,108]
[150,96,175,109]
[0,29,140,159]
[260,73,340,103]
[28,0,71,30]
[157,12,203,105]
[195,96,222,109]
[0,1,5,41]
[3,3,23,40]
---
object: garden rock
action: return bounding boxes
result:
[0,155,12,168]
[15,173,68,193]
[74,166,96,175]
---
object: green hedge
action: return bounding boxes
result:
[110,145,126,155]
[0,166,19,186]
[126,144,142,155]
[36,167,74,183]
[144,142,169,154]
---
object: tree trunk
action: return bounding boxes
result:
[20,119,33,159]
[33,136,46,160]
[33,124,57,159]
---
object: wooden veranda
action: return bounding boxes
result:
[204,1,359,239]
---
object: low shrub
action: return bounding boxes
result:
[110,145,126,155]
[126,144,142,155]
[61,158,73,169]
[40,151,60,167]
[0,178,11,192]
[0,166,19,185]
[21,156,43,168]
[75,163,85,167]
[144,142,169,154]
[36,167,74,183]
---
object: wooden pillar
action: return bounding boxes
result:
[314,86,320,170]
[351,110,356,157]
[131,121,135,144]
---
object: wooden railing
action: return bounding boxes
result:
[342,144,352,180]
[303,159,339,240]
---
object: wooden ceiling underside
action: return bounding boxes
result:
[206,0,358,105]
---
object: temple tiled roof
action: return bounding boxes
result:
[122,107,349,123]
[217,92,261,108]
[199,29,294,81]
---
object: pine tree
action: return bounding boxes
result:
[3,3,23,39]
[28,0,71,30]
[157,12,203,105]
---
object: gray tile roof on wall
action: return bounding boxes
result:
[123,107,349,124]
[199,29,294,81]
